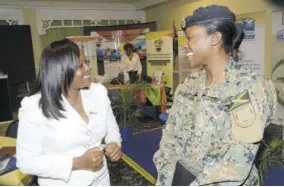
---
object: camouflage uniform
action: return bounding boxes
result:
[154,58,277,186]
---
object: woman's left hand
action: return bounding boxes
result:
[105,143,122,162]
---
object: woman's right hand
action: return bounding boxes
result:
[72,148,104,170]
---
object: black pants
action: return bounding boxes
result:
[127,71,138,84]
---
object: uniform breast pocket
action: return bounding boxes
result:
[230,102,263,143]
[228,89,264,143]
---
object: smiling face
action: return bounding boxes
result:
[69,58,91,90]
[185,25,213,68]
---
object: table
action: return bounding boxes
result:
[107,84,167,113]
[0,136,33,186]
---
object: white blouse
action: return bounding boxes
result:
[121,53,142,74]
[16,83,121,186]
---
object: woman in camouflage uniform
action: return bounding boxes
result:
[154,5,277,186]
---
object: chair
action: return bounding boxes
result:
[4,120,39,186]
[6,120,19,138]
[159,113,169,124]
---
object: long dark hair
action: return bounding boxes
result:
[35,39,80,119]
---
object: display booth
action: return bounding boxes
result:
[90,28,149,79]
[72,23,174,115]
[70,23,174,145]
[67,36,97,81]
[84,22,157,77]
[146,31,174,90]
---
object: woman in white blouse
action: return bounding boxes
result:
[16,39,122,186]
[121,43,142,84]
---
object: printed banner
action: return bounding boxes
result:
[91,29,149,77]
[177,31,192,83]
[67,36,97,79]
[236,13,265,75]
[271,11,284,125]
[146,31,173,89]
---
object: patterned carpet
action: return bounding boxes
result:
[108,118,163,186]
[108,159,153,186]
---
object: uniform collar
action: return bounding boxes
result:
[184,57,254,100]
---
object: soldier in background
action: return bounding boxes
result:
[154,5,277,186]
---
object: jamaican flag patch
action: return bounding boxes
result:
[229,90,251,111]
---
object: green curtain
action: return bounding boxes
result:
[40,27,83,49]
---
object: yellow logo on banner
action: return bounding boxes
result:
[146,31,173,40]
[154,38,164,52]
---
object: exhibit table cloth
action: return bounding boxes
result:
[107,84,167,113]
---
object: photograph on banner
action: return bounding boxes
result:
[146,31,173,89]
[91,29,149,78]
[67,36,97,79]
[271,11,284,125]
[236,12,265,75]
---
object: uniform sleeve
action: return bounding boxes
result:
[100,84,122,144]
[190,79,277,186]
[136,54,142,75]
[190,133,259,186]
[266,79,278,124]
[153,84,183,186]
[120,54,127,73]
[16,97,73,182]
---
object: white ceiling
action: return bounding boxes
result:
[26,0,138,2]
[0,0,173,10]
